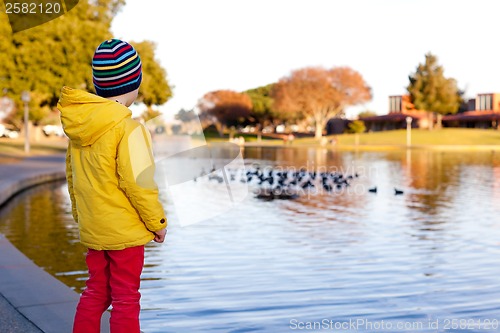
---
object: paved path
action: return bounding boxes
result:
[0,153,110,333]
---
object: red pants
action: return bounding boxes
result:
[73,245,145,333]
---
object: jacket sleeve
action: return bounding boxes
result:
[65,144,78,223]
[116,121,167,232]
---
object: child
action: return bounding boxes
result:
[57,39,167,333]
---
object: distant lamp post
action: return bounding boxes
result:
[406,116,412,147]
[21,91,30,154]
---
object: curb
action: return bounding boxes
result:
[0,157,110,333]
[0,171,66,208]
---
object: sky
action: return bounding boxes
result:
[111,0,500,120]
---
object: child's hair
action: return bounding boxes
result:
[92,39,142,97]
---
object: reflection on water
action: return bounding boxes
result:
[0,180,88,288]
[1,148,500,332]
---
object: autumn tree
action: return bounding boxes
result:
[272,67,371,139]
[407,53,462,128]
[197,90,252,136]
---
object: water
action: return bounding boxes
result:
[1,148,500,332]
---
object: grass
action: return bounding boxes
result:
[3,128,499,157]
[333,128,500,146]
[206,128,500,149]
[0,138,67,157]
[203,128,282,142]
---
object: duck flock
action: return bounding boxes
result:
[196,164,406,201]
[199,165,363,201]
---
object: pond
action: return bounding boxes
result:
[1,147,500,332]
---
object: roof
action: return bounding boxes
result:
[443,110,500,121]
[360,112,428,122]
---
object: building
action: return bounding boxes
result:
[442,93,500,129]
[361,93,500,131]
[360,95,431,131]
[326,118,350,135]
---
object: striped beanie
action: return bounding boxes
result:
[92,39,142,97]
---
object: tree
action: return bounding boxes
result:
[175,108,199,134]
[407,53,462,128]
[245,84,276,129]
[0,0,171,125]
[131,41,172,106]
[346,120,366,134]
[140,107,162,123]
[0,12,15,102]
[357,110,377,118]
[197,90,252,136]
[272,66,371,139]
[175,108,197,122]
[0,0,123,123]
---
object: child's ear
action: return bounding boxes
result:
[131,88,140,105]
[125,88,140,107]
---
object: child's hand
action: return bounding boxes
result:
[153,228,167,243]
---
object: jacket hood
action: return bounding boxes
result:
[57,86,132,146]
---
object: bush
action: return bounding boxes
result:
[346,120,366,134]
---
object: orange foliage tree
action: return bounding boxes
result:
[198,90,253,136]
[272,67,372,139]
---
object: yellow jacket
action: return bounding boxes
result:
[58,86,166,250]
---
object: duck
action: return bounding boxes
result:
[368,186,377,193]
[394,188,404,195]
[208,174,224,183]
[322,182,333,192]
[255,190,275,201]
[272,186,300,200]
[254,187,300,201]
[275,192,300,200]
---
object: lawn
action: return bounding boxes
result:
[209,128,500,148]
[333,128,500,146]
[0,138,67,157]
[2,129,499,158]
[203,128,283,142]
